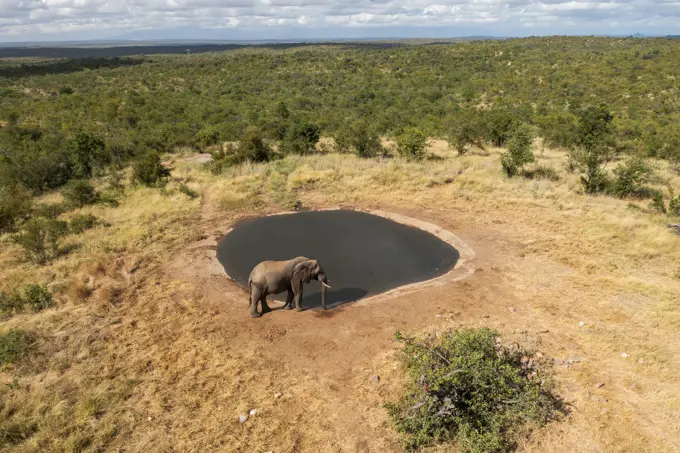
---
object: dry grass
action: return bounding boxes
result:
[1,140,680,452]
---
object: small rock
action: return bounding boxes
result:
[567,356,584,364]
[482,314,490,319]
[274,392,283,399]
[250,409,257,416]
[621,352,629,359]
[369,375,380,384]
[435,314,442,318]
[239,414,248,424]
[578,321,585,327]
[637,359,646,364]
[508,307,516,312]
[595,382,605,388]
[147,416,152,422]
[600,408,608,415]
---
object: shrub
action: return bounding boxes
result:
[0,185,32,233]
[608,157,655,198]
[501,123,535,177]
[0,291,24,316]
[387,328,562,453]
[570,105,615,194]
[69,213,99,234]
[11,217,69,264]
[397,127,428,161]
[195,125,222,147]
[448,112,485,156]
[22,284,53,311]
[281,121,320,155]
[648,191,667,214]
[70,133,106,178]
[0,329,37,365]
[32,202,66,219]
[133,150,170,187]
[62,180,99,207]
[669,195,680,216]
[236,126,271,162]
[335,120,383,158]
[178,183,199,199]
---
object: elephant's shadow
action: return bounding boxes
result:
[271,287,368,310]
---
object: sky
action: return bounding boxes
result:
[0,0,678,43]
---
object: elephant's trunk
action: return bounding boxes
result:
[319,274,329,310]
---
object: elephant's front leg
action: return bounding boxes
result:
[294,287,304,312]
[284,290,294,310]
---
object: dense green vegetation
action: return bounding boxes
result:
[387,329,562,452]
[1,36,679,231]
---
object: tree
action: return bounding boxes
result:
[570,105,615,194]
[12,217,69,264]
[448,112,485,156]
[70,133,106,178]
[236,126,271,163]
[281,121,320,155]
[133,150,170,187]
[335,120,383,158]
[61,180,99,207]
[501,123,535,177]
[397,127,428,161]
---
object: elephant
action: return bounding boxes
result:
[247,256,330,318]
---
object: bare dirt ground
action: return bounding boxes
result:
[2,142,680,452]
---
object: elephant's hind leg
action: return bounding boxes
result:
[260,291,273,314]
[249,284,263,318]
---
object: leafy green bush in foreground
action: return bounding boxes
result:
[387,328,563,453]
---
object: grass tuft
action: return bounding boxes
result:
[0,329,38,365]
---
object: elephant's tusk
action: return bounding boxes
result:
[321,282,331,289]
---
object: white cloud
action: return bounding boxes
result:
[0,0,678,40]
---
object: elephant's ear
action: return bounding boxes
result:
[292,260,315,292]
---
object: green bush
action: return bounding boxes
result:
[387,328,562,453]
[608,157,655,198]
[61,180,99,207]
[501,123,535,177]
[0,284,52,316]
[0,185,32,233]
[397,127,428,161]
[570,106,615,194]
[281,121,320,155]
[236,126,271,162]
[335,120,383,158]
[69,213,99,234]
[0,329,37,365]
[669,196,680,216]
[448,112,485,156]
[133,150,171,187]
[32,202,66,219]
[11,217,69,264]
[648,191,667,214]
[22,284,53,312]
[70,133,106,178]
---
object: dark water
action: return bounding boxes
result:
[216,210,459,309]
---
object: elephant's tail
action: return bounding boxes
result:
[247,278,252,306]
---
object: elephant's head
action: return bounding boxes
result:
[293,259,330,310]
